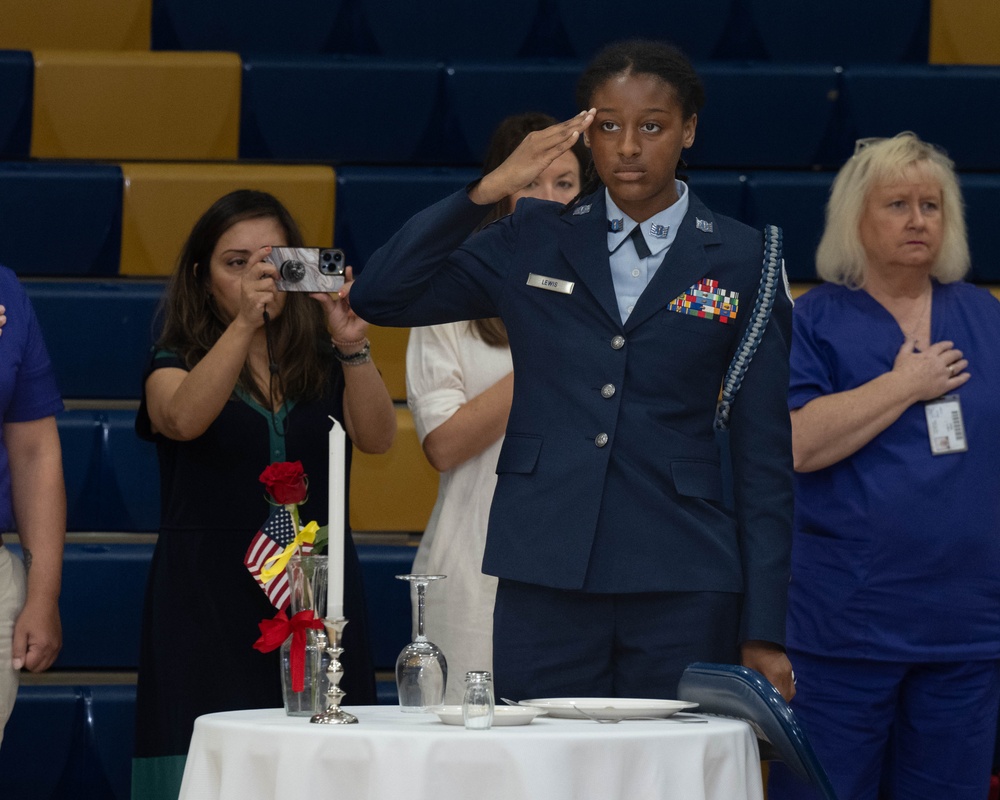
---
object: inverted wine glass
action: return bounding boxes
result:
[394,574,447,712]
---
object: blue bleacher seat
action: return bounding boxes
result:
[336,166,479,272]
[151,0,346,54]
[102,410,161,532]
[555,0,735,61]
[0,165,123,277]
[57,541,152,668]
[841,65,1000,171]
[57,409,161,533]
[0,50,32,158]
[26,280,161,399]
[356,543,416,672]
[58,410,103,531]
[746,0,930,64]
[445,60,582,164]
[745,172,834,281]
[958,174,1000,282]
[240,56,445,162]
[358,0,539,59]
[0,684,135,800]
[691,64,843,169]
[685,170,747,222]
[6,540,153,668]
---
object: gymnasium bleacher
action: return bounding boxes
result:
[2,0,1000,797]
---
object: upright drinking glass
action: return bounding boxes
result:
[394,574,448,712]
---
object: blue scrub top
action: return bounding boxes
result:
[0,265,64,533]
[787,281,1000,661]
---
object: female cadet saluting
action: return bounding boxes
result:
[350,39,795,702]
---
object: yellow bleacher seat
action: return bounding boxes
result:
[119,162,336,276]
[31,51,240,160]
[0,0,151,50]
[351,406,438,533]
[930,0,1000,64]
[367,326,410,403]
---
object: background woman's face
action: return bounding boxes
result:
[859,164,944,276]
[508,150,581,211]
[208,216,288,322]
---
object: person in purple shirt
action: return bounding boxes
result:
[768,133,1000,800]
[0,265,65,747]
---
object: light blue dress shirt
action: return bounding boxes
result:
[606,181,690,324]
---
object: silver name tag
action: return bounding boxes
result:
[526,273,574,294]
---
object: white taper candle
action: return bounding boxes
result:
[327,417,346,619]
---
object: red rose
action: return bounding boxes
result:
[259,461,308,505]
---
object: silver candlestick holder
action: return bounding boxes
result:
[310,617,358,725]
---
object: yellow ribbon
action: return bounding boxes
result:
[260,520,320,584]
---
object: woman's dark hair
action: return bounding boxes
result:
[574,39,705,195]
[474,112,588,347]
[155,189,331,406]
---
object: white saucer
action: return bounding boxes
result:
[517,697,698,721]
[430,705,544,726]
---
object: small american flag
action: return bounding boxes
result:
[244,507,313,611]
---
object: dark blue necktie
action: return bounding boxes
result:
[630,225,651,259]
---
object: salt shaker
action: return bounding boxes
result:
[462,671,494,730]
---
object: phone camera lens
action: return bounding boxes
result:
[320,250,341,275]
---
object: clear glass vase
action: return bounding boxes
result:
[280,553,331,716]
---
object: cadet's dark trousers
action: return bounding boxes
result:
[492,579,742,701]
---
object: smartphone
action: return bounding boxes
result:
[270,247,346,292]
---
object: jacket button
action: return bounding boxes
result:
[611,335,625,350]
[601,384,616,399]
[595,433,609,447]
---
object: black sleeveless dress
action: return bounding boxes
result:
[132,350,376,798]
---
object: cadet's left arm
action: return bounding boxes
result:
[728,275,795,700]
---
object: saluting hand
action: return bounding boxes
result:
[470,109,595,207]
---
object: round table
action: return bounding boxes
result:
[179,706,764,800]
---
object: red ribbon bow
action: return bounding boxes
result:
[253,609,325,693]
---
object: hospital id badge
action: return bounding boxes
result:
[924,394,968,455]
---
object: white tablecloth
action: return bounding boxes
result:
[179,706,764,800]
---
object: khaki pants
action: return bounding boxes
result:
[0,546,27,749]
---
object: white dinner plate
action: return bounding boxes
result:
[431,705,545,726]
[516,697,699,721]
